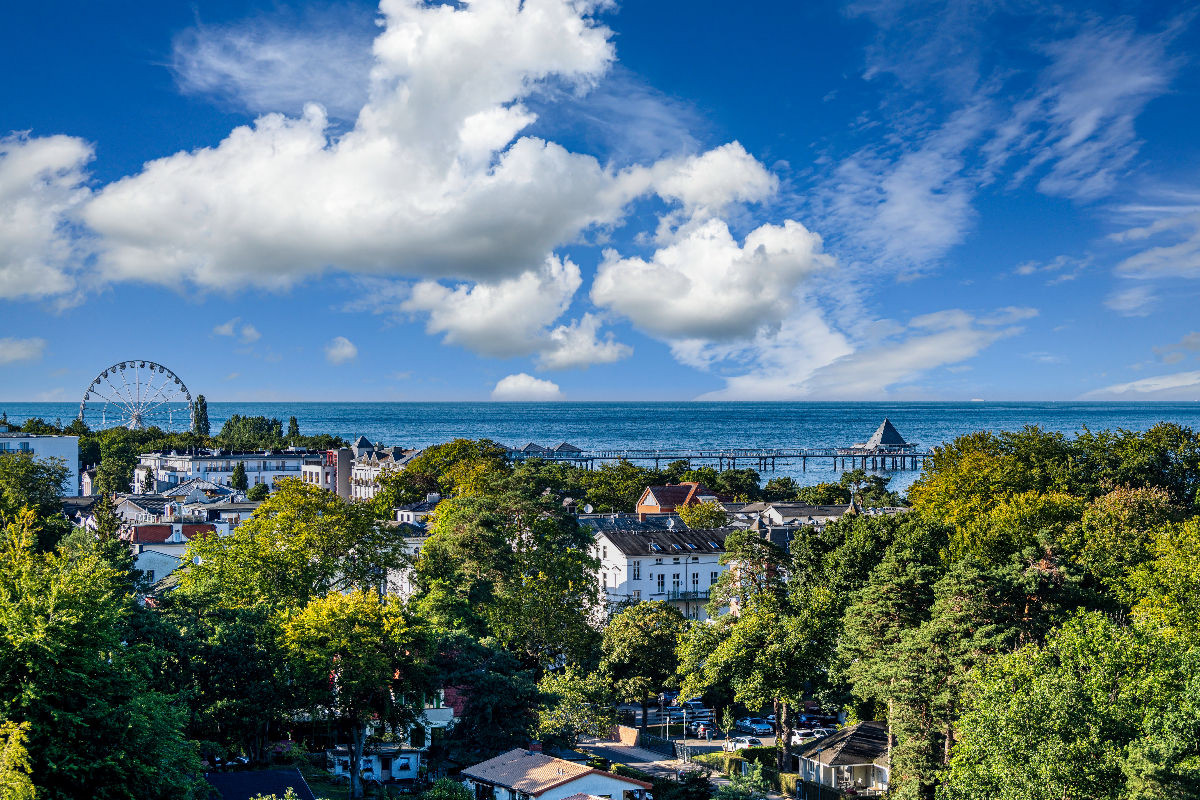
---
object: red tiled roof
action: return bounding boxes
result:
[126,523,216,544]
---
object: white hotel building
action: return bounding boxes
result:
[580,516,730,621]
[138,449,310,490]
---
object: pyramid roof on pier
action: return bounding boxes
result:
[862,418,909,449]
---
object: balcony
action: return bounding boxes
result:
[665,589,709,602]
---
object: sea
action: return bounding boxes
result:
[5,401,1200,494]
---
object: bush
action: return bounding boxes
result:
[611,764,657,783]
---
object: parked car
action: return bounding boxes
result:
[688,721,723,738]
[724,736,764,752]
[736,718,773,736]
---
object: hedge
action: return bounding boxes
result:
[611,764,657,784]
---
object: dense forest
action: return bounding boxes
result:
[1,420,1198,799]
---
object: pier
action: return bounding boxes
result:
[506,419,930,472]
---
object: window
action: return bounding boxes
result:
[685,543,696,550]
[673,557,680,563]
[671,544,681,550]
[711,571,719,585]
[672,573,681,590]
[654,558,663,565]
[708,541,719,548]
[602,546,608,559]
[657,575,665,593]
[410,726,426,748]
[692,573,699,589]
[632,590,641,601]
[649,542,661,552]
[631,560,641,580]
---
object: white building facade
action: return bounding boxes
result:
[138,449,310,489]
[580,517,730,621]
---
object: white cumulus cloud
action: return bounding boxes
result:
[324,336,358,365]
[402,256,581,358]
[592,217,831,341]
[491,372,564,401]
[84,0,628,291]
[538,313,632,370]
[0,134,93,300]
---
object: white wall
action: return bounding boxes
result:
[594,533,727,621]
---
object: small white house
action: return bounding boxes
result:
[462,749,650,800]
[794,722,890,795]
[327,744,421,784]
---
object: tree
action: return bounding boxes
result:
[677,499,728,530]
[287,416,300,440]
[794,482,851,505]
[0,451,71,550]
[714,762,769,800]
[0,510,205,799]
[231,461,249,491]
[247,482,270,501]
[434,635,540,765]
[0,721,34,800]
[413,473,601,669]
[180,478,408,610]
[762,477,799,501]
[95,433,138,497]
[599,601,687,733]
[215,415,284,451]
[192,395,210,437]
[282,591,435,800]
[943,614,1194,800]
[538,666,615,747]
[422,778,473,800]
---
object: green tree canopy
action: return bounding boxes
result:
[282,591,435,800]
[677,499,729,530]
[179,478,407,609]
[599,601,687,731]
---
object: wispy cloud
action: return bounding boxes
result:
[169,6,374,120]
[1105,285,1157,316]
[0,337,47,365]
[1083,369,1200,399]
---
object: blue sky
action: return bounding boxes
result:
[2,0,1200,402]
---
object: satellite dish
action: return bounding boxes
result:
[583,504,593,514]
[667,518,675,529]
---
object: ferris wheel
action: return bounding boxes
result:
[78,361,195,432]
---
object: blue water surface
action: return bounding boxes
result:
[5,401,1199,493]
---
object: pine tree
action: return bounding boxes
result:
[287,416,300,441]
[192,395,210,437]
[230,462,248,491]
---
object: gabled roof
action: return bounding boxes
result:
[162,478,234,498]
[116,494,169,515]
[862,418,909,449]
[521,442,548,453]
[353,435,373,449]
[639,482,715,510]
[553,442,583,453]
[766,503,852,519]
[593,526,731,557]
[462,749,649,796]
[794,722,890,767]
